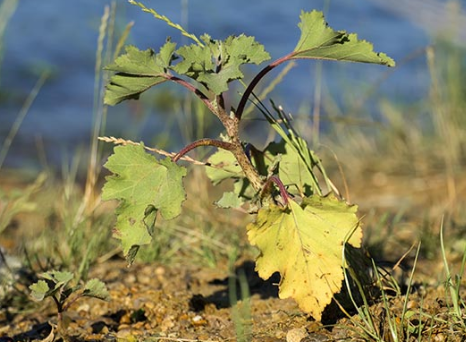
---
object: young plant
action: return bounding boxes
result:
[101,1,394,321]
[29,271,109,334]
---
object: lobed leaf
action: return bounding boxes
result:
[173,34,270,95]
[205,149,243,185]
[247,194,362,320]
[224,35,270,66]
[174,36,214,75]
[83,279,110,301]
[29,280,50,302]
[292,10,395,67]
[40,271,74,290]
[215,191,244,209]
[102,144,187,264]
[104,42,176,105]
[264,138,320,197]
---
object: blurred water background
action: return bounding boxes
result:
[1,0,465,169]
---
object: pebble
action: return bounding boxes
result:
[406,299,418,310]
[137,274,151,285]
[160,315,175,332]
[76,303,90,312]
[126,274,136,284]
[192,314,208,326]
[286,328,308,342]
[433,333,446,342]
[84,333,104,341]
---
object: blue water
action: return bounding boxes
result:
[1,0,461,168]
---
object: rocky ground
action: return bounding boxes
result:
[1,246,466,341]
[1,172,466,341]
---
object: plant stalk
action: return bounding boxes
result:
[236,53,293,121]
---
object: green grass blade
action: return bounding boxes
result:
[0,71,49,171]
[0,0,18,83]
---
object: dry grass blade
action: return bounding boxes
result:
[128,0,203,46]
[98,136,208,166]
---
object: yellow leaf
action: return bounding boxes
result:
[247,194,362,320]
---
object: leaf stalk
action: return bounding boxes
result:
[172,138,234,162]
[236,53,293,121]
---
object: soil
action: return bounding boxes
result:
[2,245,466,341]
[1,172,466,341]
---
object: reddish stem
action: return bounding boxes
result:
[263,175,290,205]
[163,74,217,115]
[172,138,235,162]
[235,53,294,121]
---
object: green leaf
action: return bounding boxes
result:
[215,191,244,209]
[224,35,270,66]
[29,280,50,302]
[260,102,334,197]
[264,138,320,197]
[83,279,110,301]
[173,38,214,77]
[102,144,187,262]
[205,149,243,185]
[247,194,362,321]
[292,10,395,67]
[173,34,270,94]
[104,42,176,105]
[41,271,74,291]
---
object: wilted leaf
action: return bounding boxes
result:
[102,144,187,263]
[247,195,361,320]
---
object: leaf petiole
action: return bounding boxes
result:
[172,138,235,162]
[236,53,293,121]
[262,175,290,206]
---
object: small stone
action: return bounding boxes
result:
[191,315,207,326]
[118,324,131,331]
[126,274,137,284]
[144,301,155,310]
[78,302,90,310]
[433,333,445,342]
[286,327,308,342]
[132,321,145,329]
[137,274,151,285]
[160,315,175,332]
[406,300,418,310]
[155,266,165,276]
[116,329,138,341]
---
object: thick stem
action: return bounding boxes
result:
[230,140,264,192]
[166,72,266,192]
[222,113,264,192]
